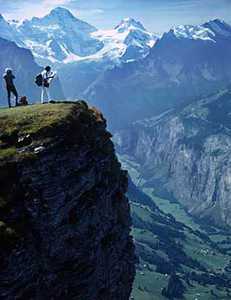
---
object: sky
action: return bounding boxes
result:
[0,0,231,34]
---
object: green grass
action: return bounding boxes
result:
[131,199,231,299]
[184,283,231,300]
[144,188,201,231]
[183,231,229,271]
[132,204,155,224]
[0,147,17,159]
[132,228,159,246]
[132,269,231,300]
[0,102,87,162]
[0,103,76,135]
[132,270,167,300]
[119,155,231,300]
[142,188,230,269]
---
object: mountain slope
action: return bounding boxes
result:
[118,156,231,299]
[86,19,231,129]
[90,17,156,64]
[116,89,231,227]
[0,14,23,46]
[0,102,135,300]
[58,16,157,99]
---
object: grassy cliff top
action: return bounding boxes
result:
[0,103,77,135]
[0,102,92,161]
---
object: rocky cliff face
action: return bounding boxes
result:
[0,102,135,299]
[116,90,231,227]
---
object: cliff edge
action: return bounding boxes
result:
[0,102,135,300]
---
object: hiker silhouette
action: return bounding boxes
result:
[3,68,18,108]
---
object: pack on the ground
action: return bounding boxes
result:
[19,96,28,106]
[35,73,43,86]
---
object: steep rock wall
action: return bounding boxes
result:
[116,91,231,227]
[0,102,135,299]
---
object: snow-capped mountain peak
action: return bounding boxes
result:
[30,7,74,24]
[27,7,97,33]
[0,9,156,65]
[90,19,157,63]
[169,19,231,42]
[48,6,75,18]
[172,24,214,41]
[204,19,231,38]
[115,17,146,32]
[46,7,96,32]
[14,7,103,64]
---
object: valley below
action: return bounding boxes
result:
[120,155,231,300]
[114,89,231,299]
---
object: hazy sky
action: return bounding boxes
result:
[0,0,231,34]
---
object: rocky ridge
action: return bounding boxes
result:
[86,19,231,129]
[116,90,231,227]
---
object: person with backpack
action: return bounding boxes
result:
[3,68,18,108]
[36,66,56,104]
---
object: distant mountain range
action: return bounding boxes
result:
[86,19,231,129]
[1,8,231,125]
[4,7,157,66]
[0,7,158,102]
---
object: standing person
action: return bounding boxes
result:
[41,66,56,104]
[3,68,18,108]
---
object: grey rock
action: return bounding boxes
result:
[116,90,231,227]
[0,105,135,299]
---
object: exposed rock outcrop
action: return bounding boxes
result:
[116,90,231,227]
[0,101,135,299]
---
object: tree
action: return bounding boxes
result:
[162,273,185,299]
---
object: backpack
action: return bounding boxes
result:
[35,73,43,86]
[19,96,28,106]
